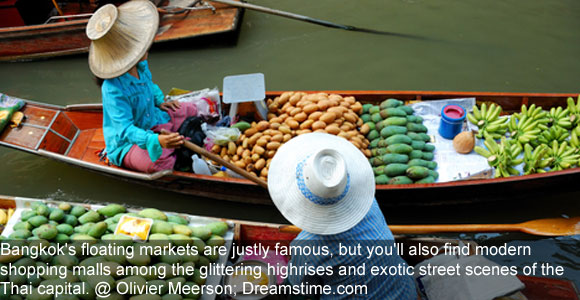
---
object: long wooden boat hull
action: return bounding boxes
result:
[0,1,243,61]
[0,195,577,300]
[0,91,579,207]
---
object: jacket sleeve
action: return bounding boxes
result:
[102,83,163,162]
[153,83,165,107]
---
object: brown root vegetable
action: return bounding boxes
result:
[453,131,475,154]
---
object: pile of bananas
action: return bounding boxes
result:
[466,103,508,139]
[545,141,580,171]
[523,144,551,175]
[470,95,580,177]
[567,95,580,126]
[547,106,573,129]
[533,125,569,146]
[0,208,14,225]
[474,137,522,178]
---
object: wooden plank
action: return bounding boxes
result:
[0,125,45,150]
[67,129,95,159]
[21,106,56,127]
[52,112,78,140]
[39,131,69,154]
[64,111,102,130]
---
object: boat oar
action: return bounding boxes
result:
[177,134,269,189]
[210,0,424,39]
[279,217,580,237]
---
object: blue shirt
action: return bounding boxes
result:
[101,60,169,166]
[288,200,416,299]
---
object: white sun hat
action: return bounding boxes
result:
[86,0,159,79]
[268,133,375,235]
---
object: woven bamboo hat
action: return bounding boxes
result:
[268,133,375,235]
[86,0,159,79]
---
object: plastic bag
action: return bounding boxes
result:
[201,123,240,147]
[165,87,221,118]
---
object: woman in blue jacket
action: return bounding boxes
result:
[86,1,196,173]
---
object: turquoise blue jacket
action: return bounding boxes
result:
[101,60,169,166]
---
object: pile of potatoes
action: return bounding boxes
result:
[211,91,371,180]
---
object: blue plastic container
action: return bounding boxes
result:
[439,104,466,139]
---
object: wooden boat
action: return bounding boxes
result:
[1,91,579,207]
[0,0,243,61]
[0,194,577,300]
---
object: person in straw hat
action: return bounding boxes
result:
[86,0,197,173]
[268,132,416,299]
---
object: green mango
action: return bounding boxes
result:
[167,215,188,225]
[20,210,36,221]
[69,206,87,218]
[56,224,74,235]
[88,222,108,238]
[13,221,33,231]
[78,211,101,224]
[151,221,173,235]
[168,234,192,247]
[97,204,126,218]
[9,229,31,240]
[35,205,50,217]
[172,224,192,236]
[190,226,211,241]
[49,208,65,222]
[192,269,206,286]
[28,216,49,228]
[55,234,70,244]
[58,202,72,212]
[74,223,94,234]
[138,208,167,221]
[63,215,78,226]
[51,255,79,269]
[205,221,228,236]
[205,235,225,247]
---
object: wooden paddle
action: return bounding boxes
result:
[279,217,580,237]
[177,135,269,189]
[210,0,425,40]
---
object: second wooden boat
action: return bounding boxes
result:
[0,0,243,61]
[0,91,579,207]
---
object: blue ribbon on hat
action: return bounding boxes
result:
[295,157,350,206]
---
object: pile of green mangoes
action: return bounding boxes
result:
[361,98,439,185]
[0,201,230,300]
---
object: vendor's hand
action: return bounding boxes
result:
[159,100,181,112]
[158,131,184,148]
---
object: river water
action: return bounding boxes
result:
[0,0,578,286]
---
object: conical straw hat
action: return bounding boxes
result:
[87,0,159,79]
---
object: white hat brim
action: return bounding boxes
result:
[88,1,159,79]
[268,133,375,235]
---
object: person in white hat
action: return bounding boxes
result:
[86,0,197,173]
[268,132,416,299]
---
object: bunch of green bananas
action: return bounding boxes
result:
[570,126,580,150]
[474,136,522,178]
[545,140,579,171]
[523,144,551,175]
[467,103,508,139]
[512,104,549,129]
[567,95,580,126]
[547,106,572,129]
[534,126,569,146]
[507,114,542,145]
